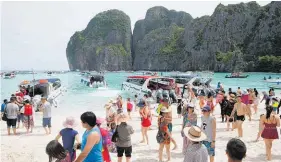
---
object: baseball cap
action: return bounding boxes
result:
[202,105,211,112]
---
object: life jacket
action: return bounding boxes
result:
[24,104,33,115]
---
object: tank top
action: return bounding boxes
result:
[81,127,103,162]
[201,116,214,142]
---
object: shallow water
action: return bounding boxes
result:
[1,72,280,116]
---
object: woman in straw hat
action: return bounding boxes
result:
[182,104,197,154]
[158,107,172,162]
[55,117,80,162]
[183,126,208,162]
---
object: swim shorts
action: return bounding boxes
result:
[43,117,52,127]
[236,115,245,121]
[202,141,215,156]
[7,119,17,128]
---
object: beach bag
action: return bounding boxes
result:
[2,108,8,121]
[111,125,119,143]
[156,129,164,143]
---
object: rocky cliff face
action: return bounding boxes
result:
[66,2,281,72]
[66,9,132,71]
[132,6,193,70]
[132,2,281,72]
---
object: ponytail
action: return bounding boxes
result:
[265,106,273,119]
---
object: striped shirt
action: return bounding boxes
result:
[183,143,208,162]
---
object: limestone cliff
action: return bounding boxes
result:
[132,6,193,70]
[66,2,281,72]
[66,9,132,71]
[132,2,281,72]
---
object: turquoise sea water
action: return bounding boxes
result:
[1,72,280,116]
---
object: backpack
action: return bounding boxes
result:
[24,104,33,115]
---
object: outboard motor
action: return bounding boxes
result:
[156,89,163,103]
[169,89,177,103]
[163,90,170,104]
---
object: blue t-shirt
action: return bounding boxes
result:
[60,128,78,153]
[1,103,6,112]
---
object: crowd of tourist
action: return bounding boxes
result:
[1,83,281,162]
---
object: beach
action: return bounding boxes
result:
[1,96,281,162]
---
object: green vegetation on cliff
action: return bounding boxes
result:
[258,55,281,72]
[96,44,129,56]
[216,51,233,64]
[160,26,184,55]
[86,10,131,38]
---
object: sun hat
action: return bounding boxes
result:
[63,117,78,128]
[137,99,146,108]
[230,93,236,98]
[160,107,171,113]
[96,117,105,124]
[202,105,211,112]
[187,104,195,109]
[183,126,207,142]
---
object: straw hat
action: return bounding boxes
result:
[63,117,78,128]
[160,107,171,113]
[230,94,236,98]
[183,126,207,142]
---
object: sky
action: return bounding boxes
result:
[1,1,270,70]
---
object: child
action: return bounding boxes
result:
[127,98,133,119]
[46,140,71,162]
[96,117,112,162]
[255,114,264,142]
[55,117,80,162]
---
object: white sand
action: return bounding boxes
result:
[1,99,281,162]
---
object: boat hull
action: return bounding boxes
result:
[81,78,106,88]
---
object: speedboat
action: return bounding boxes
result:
[167,73,197,87]
[264,78,281,83]
[3,73,16,79]
[182,76,217,97]
[225,73,248,78]
[121,75,177,103]
[81,73,106,88]
[47,71,53,76]
[19,78,66,109]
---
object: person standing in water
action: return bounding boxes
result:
[201,106,216,162]
[75,111,103,162]
[230,95,247,138]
